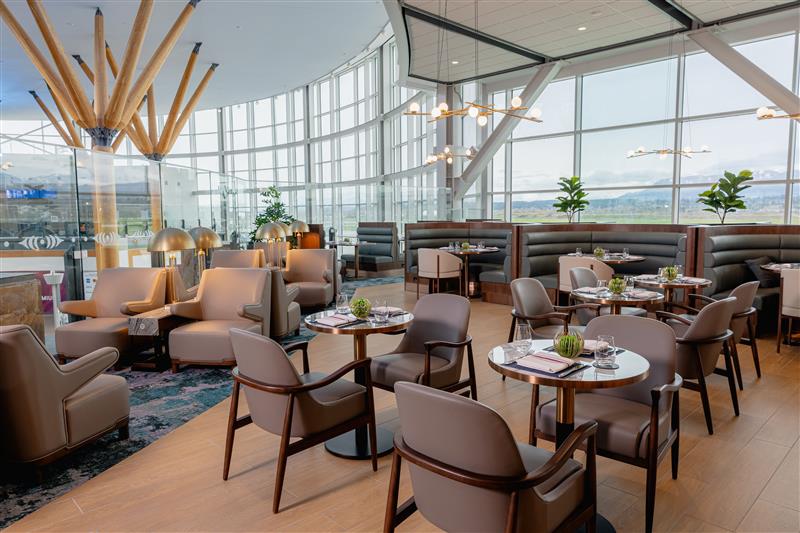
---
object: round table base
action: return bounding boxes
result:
[577,514,616,533]
[325,427,394,460]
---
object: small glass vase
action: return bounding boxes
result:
[553,329,584,359]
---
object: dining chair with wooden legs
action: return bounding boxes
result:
[777,269,800,353]
[224,329,378,513]
[416,248,463,298]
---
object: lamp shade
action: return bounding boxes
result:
[255,222,286,241]
[276,221,291,236]
[188,226,222,250]
[289,220,309,234]
[147,227,195,252]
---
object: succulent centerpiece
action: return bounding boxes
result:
[349,297,371,319]
[593,247,605,259]
[461,242,471,250]
[662,265,679,281]
[553,329,584,359]
[608,277,626,295]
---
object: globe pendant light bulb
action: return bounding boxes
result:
[446,157,454,164]
[431,107,442,119]
[468,106,479,118]
[438,102,449,112]
[700,145,710,152]
[477,115,488,127]
[510,95,522,108]
[527,107,542,120]
[626,150,635,158]
[408,101,421,113]
[443,146,450,153]
[637,146,646,153]
[756,106,770,118]
[683,146,693,153]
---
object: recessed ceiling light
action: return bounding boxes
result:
[578,26,587,31]
[451,60,459,65]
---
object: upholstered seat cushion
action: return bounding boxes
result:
[56,317,141,358]
[64,374,129,446]
[287,281,333,308]
[287,302,301,333]
[297,372,366,434]
[516,443,585,533]
[370,352,454,389]
[537,394,670,459]
[479,269,506,283]
[169,320,260,363]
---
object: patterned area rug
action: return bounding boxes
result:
[0,276,403,528]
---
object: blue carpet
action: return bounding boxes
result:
[0,276,403,528]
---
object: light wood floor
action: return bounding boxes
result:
[9,283,800,532]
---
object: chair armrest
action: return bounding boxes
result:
[688,293,716,306]
[655,310,693,326]
[664,302,701,315]
[238,301,267,322]
[234,358,370,394]
[284,340,310,374]
[512,309,571,325]
[651,374,683,398]
[59,299,96,318]
[285,284,300,303]
[555,303,601,319]
[170,300,203,320]
[423,336,473,351]
[323,269,333,283]
[59,347,119,397]
[520,421,598,489]
[121,298,162,316]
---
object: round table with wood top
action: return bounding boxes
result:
[489,339,650,533]
[438,245,500,298]
[634,275,712,303]
[760,262,800,274]
[570,288,664,314]
[305,309,413,459]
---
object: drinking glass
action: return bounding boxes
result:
[575,247,583,256]
[596,279,608,291]
[513,322,533,358]
[593,335,618,369]
[624,275,635,293]
[622,247,630,259]
[657,267,665,281]
[478,240,485,249]
[448,242,454,250]
[676,265,683,278]
[374,299,389,324]
[336,292,349,314]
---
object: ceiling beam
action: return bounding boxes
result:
[646,0,699,29]
[454,61,563,200]
[402,4,549,65]
[689,28,799,115]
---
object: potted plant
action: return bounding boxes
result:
[350,297,372,319]
[553,329,584,359]
[250,186,295,244]
[593,247,605,259]
[608,277,626,295]
[661,265,679,281]
[461,242,471,250]
[696,170,753,224]
[553,176,589,223]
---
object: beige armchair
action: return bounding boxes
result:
[56,267,166,361]
[0,325,130,467]
[210,249,265,268]
[268,267,301,338]
[282,248,335,308]
[168,268,271,372]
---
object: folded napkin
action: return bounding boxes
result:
[575,286,605,294]
[515,351,575,373]
[636,274,660,281]
[316,314,356,327]
[372,306,404,316]
[582,339,609,352]
[627,289,661,298]
[676,276,707,284]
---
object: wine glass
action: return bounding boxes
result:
[513,322,533,358]
[575,247,583,256]
[593,335,618,369]
[374,298,389,324]
[336,292,349,314]
[624,275,635,294]
[622,247,630,259]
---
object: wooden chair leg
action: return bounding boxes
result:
[416,275,420,299]
[730,340,744,391]
[222,381,241,481]
[273,394,296,514]
[466,343,478,401]
[777,314,783,353]
[722,342,740,416]
[671,394,680,480]
[645,456,658,533]
[697,373,714,435]
[529,384,539,446]
[747,316,761,378]
[118,422,129,440]
[383,452,402,533]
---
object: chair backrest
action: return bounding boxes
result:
[584,316,676,407]
[269,267,291,336]
[284,248,333,283]
[92,267,166,317]
[210,249,264,268]
[197,268,269,320]
[229,328,326,437]
[781,269,800,314]
[569,267,601,325]
[682,296,737,373]
[728,280,759,341]
[559,256,612,292]
[395,382,526,532]
[397,293,470,364]
[417,248,461,275]
[0,325,69,461]
[510,277,558,328]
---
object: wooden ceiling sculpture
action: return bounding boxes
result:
[0,0,216,270]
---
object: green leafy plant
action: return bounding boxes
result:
[608,277,626,295]
[553,176,589,223]
[593,247,605,258]
[249,186,295,243]
[696,170,754,224]
[662,265,679,281]
[349,297,372,319]
[461,242,471,250]
[554,329,584,359]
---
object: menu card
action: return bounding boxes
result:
[515,351,575,373]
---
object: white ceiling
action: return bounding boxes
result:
[0,0,389,120]
[398,0,799,83]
